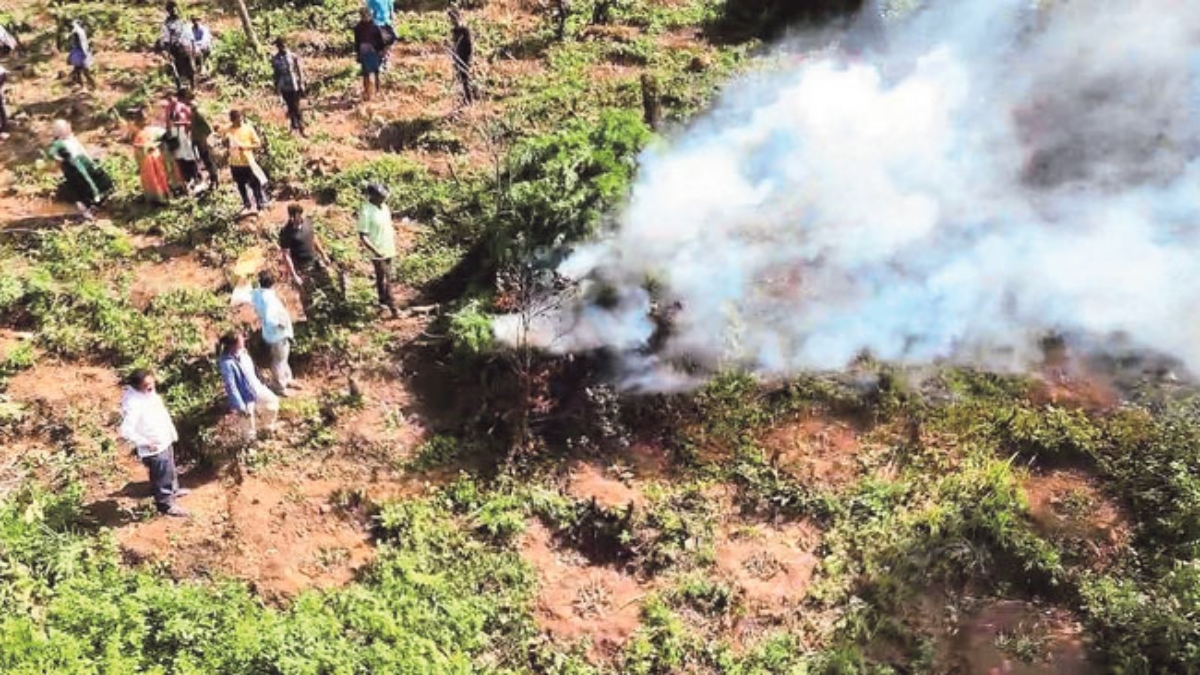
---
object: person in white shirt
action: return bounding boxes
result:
[189,17,213,77]
[119,370,188,517]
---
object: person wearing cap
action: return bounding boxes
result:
[357,183,399,318]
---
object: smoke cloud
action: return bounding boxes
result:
[495,0,1200,391]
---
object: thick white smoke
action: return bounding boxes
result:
[496,0,1200,391]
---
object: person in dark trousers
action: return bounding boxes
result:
[0,65,9,134]
[119,370,188,518]
[179,89,218,188]
[449,9,475,104]
[270,37,306,136]
[354,8,385,103]
[226,109,268,215]
[189,16,213,78]
[159,2,196,90]
[66,20,96,89]
[357,183,399,318]
[279,203,336,316]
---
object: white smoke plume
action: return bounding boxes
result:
[495,0,1200,391]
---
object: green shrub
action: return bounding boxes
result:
[448,299,495,356]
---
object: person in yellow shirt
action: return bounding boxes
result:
[226,109,268,215]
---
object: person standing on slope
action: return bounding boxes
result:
[365,0,396,70]
[270,37,307,136]
[226,109,269,216]
[357,183,400,319]
[119,370,189,518]
[232,271,296,395]
[217,331,280,439]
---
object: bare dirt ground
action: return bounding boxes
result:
[760,413,867,490]
[1023,468,1132,569]
[949,600,1092,675]
[521,520,652,659]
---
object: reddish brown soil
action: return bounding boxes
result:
[949,600,1093,675]
[521,520,650,659]
[116,473,377,601]
[128,252,226,309]
[714,519,821,617]
[760,415,865,489]
[567,461,646,509]
[1023,469,1131,568]
[7,360,121,415]
[565,441,672,510]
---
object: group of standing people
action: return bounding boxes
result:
[158,2,214,91]
[125,94,271,217]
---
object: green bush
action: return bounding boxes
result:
[0,489,540,674]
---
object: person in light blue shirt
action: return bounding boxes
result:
[365,0,395,69]
[366,0,394,27]
[250,271,295,394]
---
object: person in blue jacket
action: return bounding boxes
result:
[217,331,279,438]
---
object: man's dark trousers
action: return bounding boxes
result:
[141,446,178,513]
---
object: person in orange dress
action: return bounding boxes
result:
[129,108,172,204]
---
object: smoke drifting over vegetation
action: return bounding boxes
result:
[499,0,1200,391]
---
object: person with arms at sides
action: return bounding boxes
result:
[357,183,400,318]
[48,119,114,220]
[279,203,336,317]
[270,37,307,136]
[448,9,476,104]
[159,1,196,90]
[0,63,8,135]
[365,0,396,69]
[217,331,280,439]
[190,16,213,78]
[164,89,201,192]
[353,8,385,103]
[119,370,189,518]
[128,108,173,205]
[66,20,96,89]
[232,271,296,395]
[226,109,269,216]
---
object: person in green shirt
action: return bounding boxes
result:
[357,183,398,318]
[179,89,218,188]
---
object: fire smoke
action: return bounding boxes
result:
[496,0,1200,392]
